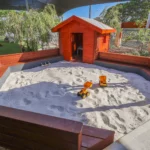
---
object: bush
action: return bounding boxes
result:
[139,50,150,57]
[125,50,140,56]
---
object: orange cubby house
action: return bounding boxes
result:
[52,15,115,64]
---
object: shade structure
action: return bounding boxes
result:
[0,0,45,10]
[0,0,128,15]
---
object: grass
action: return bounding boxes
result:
[0,41,22,55]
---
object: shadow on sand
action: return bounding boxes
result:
[0,81,149,114]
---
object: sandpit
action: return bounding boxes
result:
[0,61,150,140]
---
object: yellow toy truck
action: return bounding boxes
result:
[99,76,107,87]
[77,81,93,99]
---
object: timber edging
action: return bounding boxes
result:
[0,106,114,150]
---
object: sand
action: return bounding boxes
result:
[0,61,150,140]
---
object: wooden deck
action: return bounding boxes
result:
[0,106,114,150]
[82,126,114,150]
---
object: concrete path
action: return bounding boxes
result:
[104,120,150,150]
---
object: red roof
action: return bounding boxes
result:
[52,16,116,34]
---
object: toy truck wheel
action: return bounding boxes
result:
[81,94,86,99]
[77,92,80,96]
[86,92,90,96]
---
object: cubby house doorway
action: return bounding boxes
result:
[72,33,83,61]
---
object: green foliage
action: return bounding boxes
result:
[0,10,16,35]
[137,29,150,45]
[123,36,132,43]
[139,50,150,57]
[125,50,150,57]
[125,51,140,56]
[99,0,150,31]
[0,10,15,17]
[99,0,150,56]
[125,27,150,51]
[1,4,60,51]
[100,4,123,31]
[122,0,150,22]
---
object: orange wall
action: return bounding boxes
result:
[83,30,95,63]
[99,52,150,68]
[59,20,112,64]
[0,49,59,66]
[97,33,110,52]
[59,32,63,55]
[60,20,95,63]
[94,32,99,60]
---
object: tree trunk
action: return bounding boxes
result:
[115,31,122,48]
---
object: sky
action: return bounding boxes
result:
[63,1,128,20]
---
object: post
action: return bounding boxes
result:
[115,31,122,48]
[146,13,150,28]
[146,13,150,53]
[89,5,92,18]
[25,0,29,11]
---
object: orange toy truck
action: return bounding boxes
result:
[99,76,107,87]
[77,81,93,99]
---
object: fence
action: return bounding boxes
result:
[0,49,59,66]
[98,52,150,68]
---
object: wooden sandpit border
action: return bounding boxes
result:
[1,51,150,149]
[0,51,115,150]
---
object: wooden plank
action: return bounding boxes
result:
[0,132,77,150]
[0,106,83,142]
[0,117,81,144]
[0,106,115,150]
[0,142,27,150]
[78,132,83,150]
[98,134,115,150]
[0,133,49,150]
[83,125,115,139]
[82,125,115,150]
[82,135,114,150]
[0,124,80,150]
[0,106,83,150]
[81,147,87,150]
[0,106,82,134]
[0,66,8,77]
[82,135,103,150]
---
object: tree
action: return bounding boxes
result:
[98,0,150,30]
[1,4,60,51]
[97,0,150,51]
[97,4,123,31]
[130,20,150,55]
[0,10,15,18]
[0,10,15,35]
[97,4,123,47]
[122,0,150,22]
